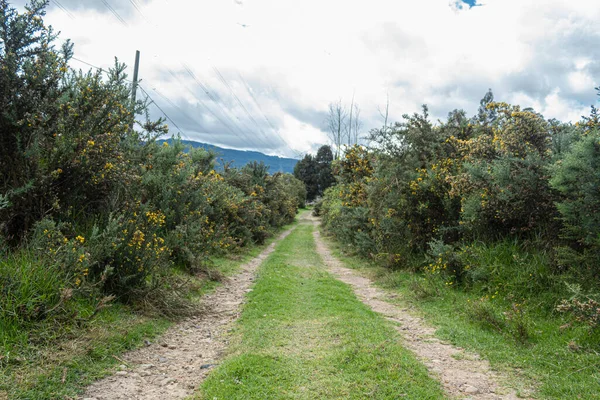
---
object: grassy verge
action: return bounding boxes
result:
[322,232,600,399]
[0,222,296,400]
[195,219,445,399]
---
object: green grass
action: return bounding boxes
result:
[195,220,445,400]
[0,308,169,399]
[323,232,600,399]
[0,222,297,400]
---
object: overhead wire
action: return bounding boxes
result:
[138,85,185,133]
[126,0,151,24]
[71,56,110,75]
[69,55,188,136]
[211,65,274,146]
[181,63,272,149]
[51,0,75,19]
[45,0,300,156]
[147,83,228,144]
[237,71,279,133]
[210,64,300,156]
[99,0,129,27]
[69,53,224,144]
[160,63,253,145]
[113,0,298,155]
[235,70,300,155]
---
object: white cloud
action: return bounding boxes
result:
[30,0,600,156]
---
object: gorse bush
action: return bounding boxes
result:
[449,103,557,238]
[0,0,304,344]
[320,88,600,336]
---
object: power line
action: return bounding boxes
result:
[71,56,109,75]
[213,65,298,156]
[99,0,129,27]
[235,70,298,154]
[237,71,279,133]
[121,0,298,155]
[69,55,239,145]
[160,64,248,144]
[51,0,75,19]
[49,2,298,156]
[181,63,272,149]
[211,65,274,146]
[138,85,184,134]
[69,55,186,135]
[148,84,226,143]
[126,0,151,23]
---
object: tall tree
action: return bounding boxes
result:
[293,154,319,201]
[475,88,497,127]
[315,145,335,194]
[326,99,347,159]
[351,103,363,145]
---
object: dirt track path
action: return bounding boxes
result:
[81,227,295,400]
[309,214,520,400]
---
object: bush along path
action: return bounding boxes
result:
[310,214,521,400]
[81,227,296,400]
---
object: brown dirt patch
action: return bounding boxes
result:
[80,227,294,400]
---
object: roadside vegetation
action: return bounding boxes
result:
[0,1,305,397]
[315,90,600,397]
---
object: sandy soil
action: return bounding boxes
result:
[310,215,522,400]
[80,227,294,400]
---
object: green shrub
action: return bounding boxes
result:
[550,130,600,279]
[449,103,557,238]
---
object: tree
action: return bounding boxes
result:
[294,145,336,201]
[294,154,319,201]
[0,0,72,239]
[243,161,270,186]
[351,103,363,145]
[326,99,347,159]
[315,145,335,195]
[474,88,497,127]
[377,93,390,129]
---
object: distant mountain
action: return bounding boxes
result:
[158,139,299,174]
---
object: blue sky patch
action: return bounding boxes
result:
[453,0,481,9]
[462,0,480,8]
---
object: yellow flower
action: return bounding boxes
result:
[75,235,85,244]
[131,230,145,247]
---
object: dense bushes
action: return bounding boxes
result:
[0,1,304,341]
[550,130,600,278]
[320,89,600,335]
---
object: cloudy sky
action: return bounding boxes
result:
[11,0,600,157]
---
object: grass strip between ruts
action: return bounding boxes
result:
[197,220,445,400]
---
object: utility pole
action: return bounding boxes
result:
[130,50,140,131]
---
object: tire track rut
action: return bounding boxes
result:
[81,227,295,400]
[310,215,521,400]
